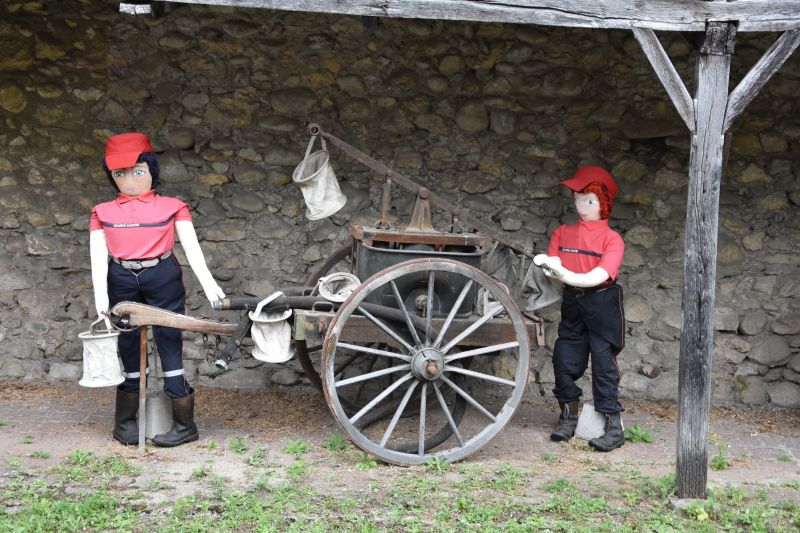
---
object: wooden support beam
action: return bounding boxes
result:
[154,0,800,32]
[676,21,735,500]
[632,26,695,132]
[724,29,800,132]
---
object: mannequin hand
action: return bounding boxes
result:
[542,262,569,283]
[535,255,566,280]
[200,279,226,306]
[533,254,549,267]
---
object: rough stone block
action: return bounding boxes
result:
[767,381,800,408]
[735,376,768,405]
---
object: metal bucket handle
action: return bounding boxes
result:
[88,314,115,337]
[295,134,328,184]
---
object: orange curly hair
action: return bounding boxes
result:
[578,181,612,220]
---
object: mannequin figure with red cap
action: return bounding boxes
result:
[89,132,226,447]
[533,166,626,452]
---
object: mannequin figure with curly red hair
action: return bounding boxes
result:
[534,166,626,452]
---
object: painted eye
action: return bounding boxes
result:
[134,169,147,177]
[112,171,124,178]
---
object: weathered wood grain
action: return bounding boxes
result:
[676,21,734,500]
[724,29,800,132]
[155,0,800,32]
[632,27,695,132]
[110,301,239,335]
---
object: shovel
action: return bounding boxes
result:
[144,349,173,439]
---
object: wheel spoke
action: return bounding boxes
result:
[349,372,414,424]
[444,341,519,363]
[390,280,422,347]
[418,383,427,455]
[335,363,410,388]
[444,365,516,387]
[425,270,435,344]
[433,280,473,349]
[439,375,497,422]
[338,342,412,362]
[379,381,420,448]
[440,306,503,355]
[433,382,464,447]
[357,305,416,354]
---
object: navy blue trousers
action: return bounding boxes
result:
[552,284,625,414]
[107,255,191,398]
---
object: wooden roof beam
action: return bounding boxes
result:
[151,1,800,32]
[724,29,800,132]
[632,27,695,132]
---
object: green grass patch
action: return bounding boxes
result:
[29,451,50,459]
[710,442,730,471]
[283,438,310,457]
[228,436,248,454]
[624,424,654,443]
[322,433,349,452]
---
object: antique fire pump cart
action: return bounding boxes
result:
[111,124,545,465]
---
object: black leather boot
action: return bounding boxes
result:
[113,389,139,446]
[152,390,199,447]
[589,412,625,452]
[550,400,579,442]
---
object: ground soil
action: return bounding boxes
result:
[2,380,798,507]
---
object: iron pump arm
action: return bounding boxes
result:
[306,123,536,258]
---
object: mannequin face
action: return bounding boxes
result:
[573,191,601,222]
[111,163,152,197]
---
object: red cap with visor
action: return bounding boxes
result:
[560,166,618,201]
[104,133,153,170]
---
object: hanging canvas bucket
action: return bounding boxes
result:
[78,316,124,388]
[315,272,361,303]
[249,292,294,363]
[292,134,347,220]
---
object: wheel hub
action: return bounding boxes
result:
[411,347,445,381]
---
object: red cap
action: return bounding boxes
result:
[104,133,153,170]
[560,166,618,201]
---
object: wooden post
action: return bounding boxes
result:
[676,21,736,499]
[138,326,147,450]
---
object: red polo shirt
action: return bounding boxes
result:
[89,190,192,260]
[547,219,624,281]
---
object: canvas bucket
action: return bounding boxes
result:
[249,292,294,363]
[315,272,361,303]
[292,134,347,220]
[78,316,124,388]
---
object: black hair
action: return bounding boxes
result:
[102,152,160,192]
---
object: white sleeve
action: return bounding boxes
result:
[175,220,226,305]
[90,230,110,319]
[546,264,610,288]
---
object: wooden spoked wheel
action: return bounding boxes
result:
[322,258,531,465]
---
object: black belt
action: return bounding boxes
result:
[563,283,614,297]
[113,250,172,270]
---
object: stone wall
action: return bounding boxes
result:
[0,1,798,407]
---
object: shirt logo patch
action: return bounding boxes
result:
[101,216,174,229]
[559,246,602,258]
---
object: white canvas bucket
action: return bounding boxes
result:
[293,134,347,220]
[249,292,294,363]
[78,316,124,388]
[574,403,623,441]
[315,272,361,303]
